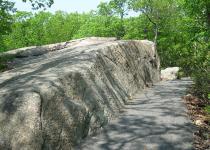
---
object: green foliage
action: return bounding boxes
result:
[0,0,54,51]
[1,11,88,51]
[0,0,15,50]
[97,0,130,19]
[109,0,130,19]
[123,17,146,40]
[0,10,126,51]
[204,105,210,114]
[127,0,209,100]
[0,0,209,100]
[0,54,14,71]
[0,0,15,34]
[22,0,54,9]
[181,0,210,99]
[97,2,114,16]
[74,15,122,38]
[96,0,131,38]
[193,69,210,99]
[44,11,87,43]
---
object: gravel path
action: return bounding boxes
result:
[78,78,195,150]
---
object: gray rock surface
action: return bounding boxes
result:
[0,37,160,149]
[78,78,194,150]
[161,67,180,81]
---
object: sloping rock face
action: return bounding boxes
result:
[0,37,160,149]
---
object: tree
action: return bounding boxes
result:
[97,0,130,38]
[0,0,15,50]
[109,0,130,20]
[0,0,53,51]
[0,0,53,32]
[0,1,15,34]
[22,0,54,9]
[181,0,210,98]
[2,11,34,50]
[73,13,122,39]
[2,11,90,51]
[97,2,113,16]
[130,0,176,45]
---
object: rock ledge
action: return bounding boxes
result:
[0,37,160,149]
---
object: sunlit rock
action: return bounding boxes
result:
[0,37,160,149]
[161,67,180,80]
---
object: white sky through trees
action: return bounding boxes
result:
[12,0,110,13]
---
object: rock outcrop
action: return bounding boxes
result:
[161,67,179,80]
[0,37,160,149]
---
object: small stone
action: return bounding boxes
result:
[195,120,203,126]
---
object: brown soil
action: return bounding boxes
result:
[183,92,210,150]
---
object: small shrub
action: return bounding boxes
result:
[204,105,210,114]
[0,55,15,72]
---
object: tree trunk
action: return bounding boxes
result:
[206,2,210,27]
[142,12,158,46]
[154,24,158,47]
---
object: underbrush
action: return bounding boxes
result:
[204,104,210,114]
[0,55,15,72]
[183,62,210,149]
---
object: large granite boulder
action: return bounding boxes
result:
[0,37,160,149]
[161,67,180,80]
